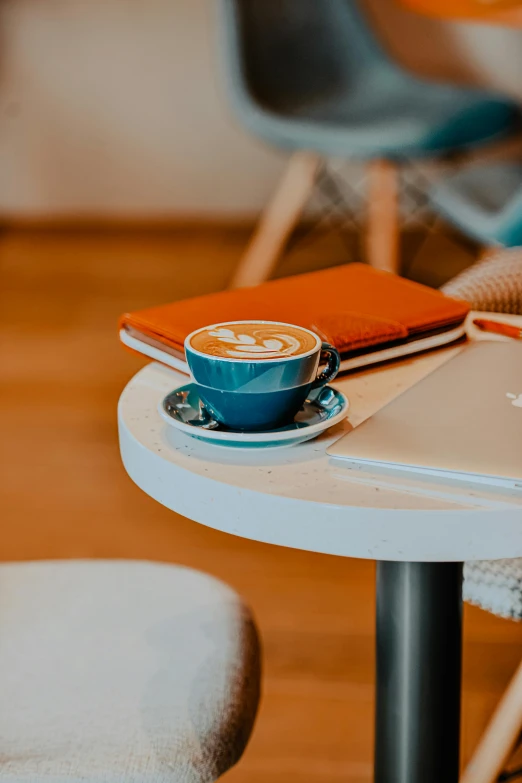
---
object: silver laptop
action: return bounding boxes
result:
[328,341,522,489]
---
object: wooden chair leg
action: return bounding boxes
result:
[460,658,522,783]
[365,160,400,275]
[229,151,321,289]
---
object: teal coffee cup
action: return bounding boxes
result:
[185,320,340,431]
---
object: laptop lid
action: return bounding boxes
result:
[327,341,522,487]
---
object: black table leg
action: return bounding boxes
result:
[374,561,463,783]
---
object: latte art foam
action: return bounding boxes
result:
[190,322,318,360]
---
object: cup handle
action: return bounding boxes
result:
[311,342,341,390]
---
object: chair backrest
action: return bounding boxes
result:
[219,0,389,110]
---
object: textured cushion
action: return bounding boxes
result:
[0,560,261,783]
[441,248,522,315]
[464,560,522,620]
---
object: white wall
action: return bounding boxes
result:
[0,0,521,219]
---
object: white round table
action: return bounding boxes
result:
[118,312,522,783]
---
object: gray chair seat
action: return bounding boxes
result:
[431,163,522,247]
[246,70,516,159]
[0,560,261,783]
[221,0,518,159]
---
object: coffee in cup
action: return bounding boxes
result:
[189,321,318,360]
[185,320,340,431]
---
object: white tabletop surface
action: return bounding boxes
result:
[118,312,522,562]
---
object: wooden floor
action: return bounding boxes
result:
[1,225,521,782]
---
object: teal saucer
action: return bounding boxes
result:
[159,383,349,449]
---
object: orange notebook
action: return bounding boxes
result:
[119,263,469,373]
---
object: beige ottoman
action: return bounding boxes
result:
[0,560,261,782]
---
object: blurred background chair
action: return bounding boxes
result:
[431,163,522,249]
[0,560,261,782]
[219,0,519,287]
